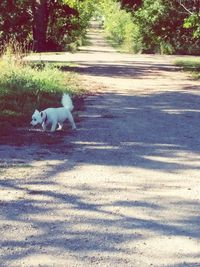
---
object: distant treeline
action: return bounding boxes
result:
[0,0,199,55]
[100,0,200,55]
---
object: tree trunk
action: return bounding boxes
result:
[32,0,48,52]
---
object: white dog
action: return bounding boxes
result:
[31,93,76,132]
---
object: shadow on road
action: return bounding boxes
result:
[1,88,200,265]
[1,28,200,266]
[60,61,178,79]
[1,88,200,171]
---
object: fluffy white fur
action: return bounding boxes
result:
[31,93,76,132]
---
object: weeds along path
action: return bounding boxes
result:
[1,28,200,267]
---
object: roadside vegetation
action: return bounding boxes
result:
[175,58,200,79]
[0,50,83,129]
[98,0,200,55]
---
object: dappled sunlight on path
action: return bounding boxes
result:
[1,28,200,267]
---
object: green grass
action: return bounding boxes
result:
[0,57,84,128]
[175,58,200,79]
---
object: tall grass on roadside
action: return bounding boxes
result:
[0,45,82,128]
[0,38,31,65]
[175,58,200,79]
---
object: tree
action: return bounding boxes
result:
[99,0,200,55]
[0,0,91,52]
[0,0,32,51]
[179,0,200,38]
[32,0,48,52]
[132,0,200,54]
[32,0,80,51]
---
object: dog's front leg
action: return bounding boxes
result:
[67,111,76,130]
[42,122,47,131]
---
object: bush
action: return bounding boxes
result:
[100,0,142,53]
[175,58,200,79]
[122,20,142,53]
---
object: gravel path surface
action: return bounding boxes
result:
[1,29,200,267]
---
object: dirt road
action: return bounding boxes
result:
[1,29,200,267]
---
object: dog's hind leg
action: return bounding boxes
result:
[50,121,57,132]
[57,123,63,131]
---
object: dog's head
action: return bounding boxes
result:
[31,109,44,126]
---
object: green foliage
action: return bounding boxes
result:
[0,0,96,53]
[63,0,98,51]
[124,0,200,55]
[175,58,200,71]
[0,0,200,55]
[184,14,200,38]
[134,0,167,53]
[97,0,200,55]
[99,0,142,53]
[175,58,200,79]
[0,0,32,51]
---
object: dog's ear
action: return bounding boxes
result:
[34,109,40,115]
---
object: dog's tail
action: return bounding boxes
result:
[61,93,74,111]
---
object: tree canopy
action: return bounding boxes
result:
[99,0,200,54]
[0,0,95,52]
[0,0,199,54]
